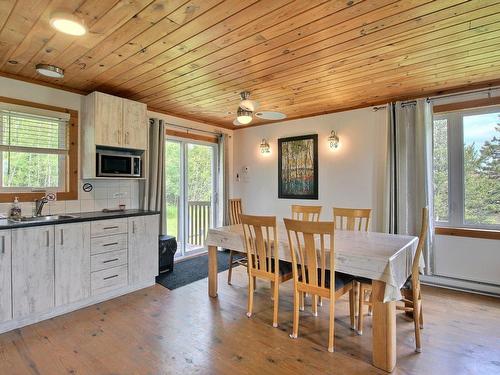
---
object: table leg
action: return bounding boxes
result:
[372,280,396,372]
[208,245,218,298]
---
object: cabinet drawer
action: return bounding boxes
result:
[91,219,127,237]
[91,234,127,255]
[91,249,127,272]
[91,265,128,295]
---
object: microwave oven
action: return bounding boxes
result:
[96,152,141,177]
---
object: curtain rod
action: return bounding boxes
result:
[427,85,500,102]
[153,120,223,137]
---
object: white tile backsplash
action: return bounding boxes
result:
[0,179,142,217]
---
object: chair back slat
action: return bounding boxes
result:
[412,207,429,286]
[284,219,335,296]
[291,205,322,222]
[229,198,243,225]
[332,207,371,231]
[240,214,277,276]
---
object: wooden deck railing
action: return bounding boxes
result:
[187,201,211,246]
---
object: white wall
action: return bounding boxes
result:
[232,107,388,230]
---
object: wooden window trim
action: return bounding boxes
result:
[435,227,500,240]
[165,128,218,144]
[433,96,500,113]
[0,96,78,203]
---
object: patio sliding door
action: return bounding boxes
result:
[165,138,217,258]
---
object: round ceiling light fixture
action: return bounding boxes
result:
[236,107,253,125]
[35,64,64,78]
[50,12,87,36]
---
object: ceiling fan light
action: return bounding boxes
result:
[237,107,253,125]
[50,12,87,36]
[240,99,256,111]
[35,64,64,78]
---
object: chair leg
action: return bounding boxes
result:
[272,281,279,328]
[290,289,300,339]
[349,288,355,330]
[368,290,373,316]
[312,295,318,316]
[328,296,335,352]
[319,296,323,306]
[419,290,424,329]
[299,291,305,311]
[413,299,422,353]
[270,281,275,300]
[227,250,234,285]
[246,274,254,318]
[253,276,257,291]
[357,285,365,335]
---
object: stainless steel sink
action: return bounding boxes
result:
[8,215,77,223]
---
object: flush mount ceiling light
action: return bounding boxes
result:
[50,12,87,36]
[35,64,64,78]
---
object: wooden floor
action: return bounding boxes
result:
[0,267,499,375]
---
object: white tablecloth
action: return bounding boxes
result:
[206,224,420,302]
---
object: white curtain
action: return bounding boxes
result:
[384,99,435,274]
[218,133,230,226]
[142,118,166,234]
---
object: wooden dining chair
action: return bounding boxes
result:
[332,207,371,231]
[284,218,355,352]
[291,205,322,221]
[227,198,246,285]
[241,214,293,328]
[357,207,429,353]
[291,204,322,308]
[333,207,372,330]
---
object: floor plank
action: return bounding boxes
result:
[0,267,499,374]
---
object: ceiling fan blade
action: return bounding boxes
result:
[255,111,286,120]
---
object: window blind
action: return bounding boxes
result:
[0,110,68,154]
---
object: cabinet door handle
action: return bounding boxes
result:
[60,229,64,246]
[117,129,121,144]
[103,258,119,264]
[46,230,50,247]
[1,236,4,254]
[132,221,136,234]
[103,242,118,247]
[103,226,119,230]
[103,274,119,280]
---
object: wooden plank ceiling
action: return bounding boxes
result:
[1,0,500,129]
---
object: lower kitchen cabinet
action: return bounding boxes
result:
[0,230,12,323]
[128,215,159,284]
[12,226,55,319]
[55,222,91,306]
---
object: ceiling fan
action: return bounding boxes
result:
[233,91,286,126]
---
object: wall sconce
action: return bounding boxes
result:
[328,130,340,149]
[260,138,270,154]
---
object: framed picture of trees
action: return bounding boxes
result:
[278,134,318,199]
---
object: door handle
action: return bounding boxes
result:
[132,221,136,234]
[46,230,50,247]
[1,236,4,254]
[60,229,64,246]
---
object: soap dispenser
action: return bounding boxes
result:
[10,196,21,219]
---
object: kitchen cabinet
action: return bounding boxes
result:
[0,230,12,323]
[55,222,91,306]
[82,91,147,179]
[12,226,54,319]
[128,215,159,284]
[94,92,123,148]
[123,98,148,150]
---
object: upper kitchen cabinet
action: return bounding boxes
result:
[82,92,148,179]
[122,99,148,150]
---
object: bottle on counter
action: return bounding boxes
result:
[9,196,22,219]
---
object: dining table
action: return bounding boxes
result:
[205,222,420,373]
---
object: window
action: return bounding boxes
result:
[0,98,78,202]
[433,106,500,229]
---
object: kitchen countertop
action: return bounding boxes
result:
[0,209,160,229]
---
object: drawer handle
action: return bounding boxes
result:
[103,242,119,247]
[103,274,119,280]
[103,258,119,264]
[103,226,119,230]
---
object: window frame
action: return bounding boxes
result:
[433,102,500,231]
[0,96,78,202]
